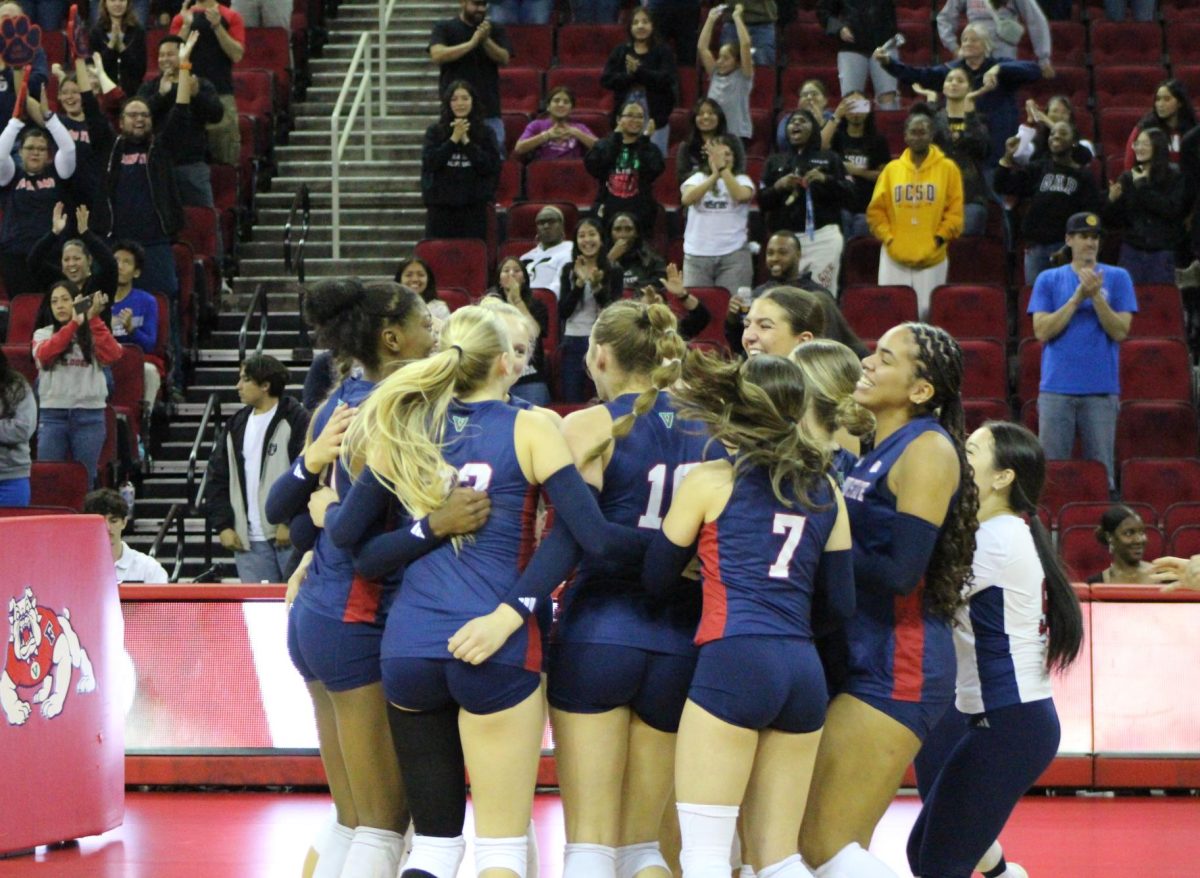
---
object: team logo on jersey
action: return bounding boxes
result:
[2,587,95,726]
[410,521,425,539]
[869,461,882,474]
[658,412,675,429]
[451,415,469,433]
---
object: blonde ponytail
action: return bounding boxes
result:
[789,339,875,439]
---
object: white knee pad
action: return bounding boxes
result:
[813,843,900,878]
[341,826,405,878]
[738,866,757,878]
[758,854,814,878]
[677,803,740,878]
[312,818,355,878]
[526,821,540,878]
[616,841,669,878]
[563,842,616,878]
[405,834,467,878]
[475,835,529,878]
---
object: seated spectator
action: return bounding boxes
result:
[600,6,678,157]
[1105,128,1187,285]
[84,487,170,582]
[937,0,1054,76]
[0,100,77,297]
[740,285,828,357]
[394,256,452,334]
[1011,96,1096,166]
[776,78,835,151]
[675,97,746,187]
[203,354,308,583]
[421,79,500,241]
[646,261,712,341]
[514,87,598,162]
[926,67,990,236]
[520,205,574,297]
[1123,79,1195,171]
[480,281,551,406]
[868,107,964,317]
[111,240,164,407]
[570,0,618,23]
[488,0,551,25]
[0,347,37,507]
[760,109,852,291]
[1086,505,1154,584]
[91,0,148,98]
[996,120,1101,284]
[608,210,666,291]
[559,217,622,402]
[681,134,755,297]
[32,281,122,488]
[170,0,243,166]
[818,0,900,109]
[699,3,753,142]
[585,100,665,235]
[823,93,891,240]
[29,203,119,321]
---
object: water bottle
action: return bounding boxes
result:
[734,286,754,314]
[119,479,136,519]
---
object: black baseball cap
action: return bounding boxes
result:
[1065,212,1103,235]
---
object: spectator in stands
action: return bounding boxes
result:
[699,4,753,142]
[138,34,224,209]
[823,93,891,240]
[647,261,713,340]
[585,99,665,235]
[519,205,574,296]
[85,488,171,582]
[777,80,837,154]
[420,79,500,241]
[741,285,829,357]
[513,86,598,161]
[818,0,900,108]
[110,240,163,407]
[760,108,852,291]
[928,67,991,236]
[91,0,148,98]
[996,119,1101,283]
[32,281,122,488]
[29,203,118,315]
[879,24,1042,166]
[558,216,621,401]
[937,0,1054,77]
[1086,505,1154,583]
[488,0,550,25]
[681,133,755,296]
[868,107,964,318]
[1123,80,1196,171]
[0,97,77,298]
[395,256,452,334]
[231,0,291,28]
[170,0,244,167]
[1011,96,1096,165]
[0,347,36,508]
[1030,211,1136,491]
[608,209,666,291]
[53,59,105,214]
[721,0,778,67]
[600,7,678,158]
[429,0,511,158]
[204,353,309,583]
[484,257,551,405]
[646,0,699,66]
[1105,128,1187,285]
[1103,0,1156,22]
[676,97,746,187]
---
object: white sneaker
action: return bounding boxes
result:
[1003,862,1030,878]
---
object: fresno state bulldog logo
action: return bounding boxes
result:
[2,587,95,725]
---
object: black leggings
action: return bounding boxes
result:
[387,703,467,838]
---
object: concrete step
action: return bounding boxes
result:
[258,206,412,225]
[239,237,407,261]
[294,99,439,120]
[275,144,422,163]
[237,256,398,278]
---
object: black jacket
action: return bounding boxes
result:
[600,41,679,128]
[1104,166,1189,252]
[558,260,622,326]
[420,121,500,207]
[759,147,852,234]
[28,230,119,328]
[934,109,990,206]
[137,75,225,166]
[585,133,665,233]
[90,23,148,97]
[994,158,1102,245]
[817,0,897,58]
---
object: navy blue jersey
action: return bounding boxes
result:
[383,400,542,669]
[831,446,858,489]
[294,376,395,625]
[696,466,838,645]
[558,392,719,656]
[841,416,956,704]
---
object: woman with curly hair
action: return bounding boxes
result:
[799,322,979,878]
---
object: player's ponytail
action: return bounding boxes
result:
[789,339,875,440]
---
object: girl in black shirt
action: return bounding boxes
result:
[420,80,500,241]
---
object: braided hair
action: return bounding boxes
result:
[903,322,979,620]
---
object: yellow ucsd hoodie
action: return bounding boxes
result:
[867,144,964,269]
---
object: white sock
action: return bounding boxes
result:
[758,854,814,878]
[677,803,740,878]
[526,820,540,878]
[739,866,757,878]
[813,843,900,878]
[341,826,404,878]
[475,835,529,878]
[616,842,670,878]
[313,821,355,878]
[563,842,617,878]
[405,834,467,878]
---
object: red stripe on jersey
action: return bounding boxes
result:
[695,521,728,645]
[342,574,383,624]
[890,586,926,701]
[516,485,542,572]
[523,614,543,672]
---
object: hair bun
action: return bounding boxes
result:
[305,278,367,327]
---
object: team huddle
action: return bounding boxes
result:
[275,277,1083,878]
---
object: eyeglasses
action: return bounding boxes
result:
[123,111,151,118]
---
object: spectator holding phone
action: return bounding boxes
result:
[32,280,122,488]
[937,0,1054,78]
[824,93,892,240]
[170,0,243,166]
[699,3,754,142]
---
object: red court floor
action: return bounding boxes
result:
[2,791,1197,877]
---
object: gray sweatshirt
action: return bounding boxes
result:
[0,380,37,480]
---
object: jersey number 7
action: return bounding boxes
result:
[769,514,807,579]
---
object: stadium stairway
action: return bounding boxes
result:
[125,3,440,578]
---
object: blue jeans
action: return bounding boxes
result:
[570,0,620,22]
[1024,242,1061,286]
[1037,392,1119,490]
[513,381,551,407]
[841,210,871,241]
[234,538,295,584]
[1103,0,1157,20]
[1118,242,1175,285]
[484,116,507,161]
[962,202,988,237]
[560,334,592,403]
[720,20,777,67]
[489,0,552,24]
[0,477,30,506]
[38,407,107,488]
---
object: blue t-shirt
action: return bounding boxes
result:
[1027,262,1137,395]
[110,287,158,354]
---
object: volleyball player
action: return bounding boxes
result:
[640,353,854,878]
[907,421,1083,878]
[799,323,979,878]
[788,339,875,485]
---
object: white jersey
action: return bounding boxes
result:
[954,514,1052,714]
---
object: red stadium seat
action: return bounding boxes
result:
[209,164,241,250]
[1049,21,1088,65]
[1161,501,1200,539]
[569,110,612,140]
[1017,337,1042,406]
[1057,500,1157,533]
[946,237,1006,285]
[685,287,731,351]
[748,66,778,111]
[1097,107,1144,165]
[495,160,523,207]
[1090,21,1163,65]
[1121,458,1200,516]
[238,28,293,113]
[1119,338,1192,401]
[415,239,489,297]
[30,461,89,511]
[1164,21,1200,66]
[505,202,580,240]
[557,24,625,67]
[677,67,699,109]
[110,344,145,460]
[746,109,775,158]
[533,288,559,357]
[1162,0,1200,19]
[1174,66,1200,106]
[1023,66,1090,113]
[525,160,596,209]
[0,505,76,517]
[840,284,918,341]
[1116,401,1199,461]
[501,112,530,154]
[5,293,41,346]
[1042,459,1111,519]
[499,68,543,114]
[653,156,681,209]
[498,238,536,264]
[896,20,934,64]
[928,284,1007,340]
[841,239,883,287]
[780,22,836,65]
[963,398,1012,432]
[506,24,554,70]
[959,339,1008,400]
[437,289,473,312]
[1059,524,1163,581]
[1017,285,1034,339]
[1169,524,1200,558]
[1129,284,1185,338]
[893,0,932,20]
[1093,65,1169,111]
[546,67,613,112]
[233,69,276,128]
[875,108,909,157]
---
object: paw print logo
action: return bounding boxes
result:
[0,15,43,68]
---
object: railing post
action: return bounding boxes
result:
[378,0,387,117]
[331,113,340,259]
[365,50,374,160]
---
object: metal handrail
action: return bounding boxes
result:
[237,282,270,362]
[282,184,311,283]
[186,392,224,573]
[148,502,186,583]
[377,0,400,117]
[330,32,373,259]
